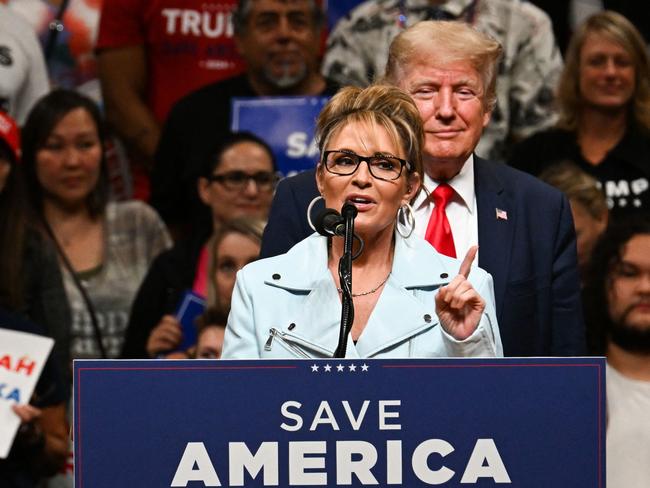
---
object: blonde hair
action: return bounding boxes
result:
[208,217,266,308]
[316,84,424,178]
[538,162,608,220]
[383,20,502,111]
[557,10,650,132]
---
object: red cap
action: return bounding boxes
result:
[0,111,21,163]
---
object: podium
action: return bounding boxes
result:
[74,358,605,487]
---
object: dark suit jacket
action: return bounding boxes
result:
[260,157,586,356]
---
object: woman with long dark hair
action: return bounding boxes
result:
[21,89,171,361]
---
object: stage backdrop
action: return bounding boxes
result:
[74,357,605,487]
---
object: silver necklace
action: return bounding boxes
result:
[338,272,391,297]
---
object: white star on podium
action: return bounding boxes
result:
[361,363,369,372]
[311,364,319,372]
[349,364,357,372]
[323,364,332,372]
[336,364,345,372]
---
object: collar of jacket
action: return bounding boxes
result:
[259,232,460,358]
[264,231,455,292]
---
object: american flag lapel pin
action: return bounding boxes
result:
[495,208,508,221]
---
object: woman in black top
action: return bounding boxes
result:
[510,11,650,218]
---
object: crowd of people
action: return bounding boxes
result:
[1,0,649,486]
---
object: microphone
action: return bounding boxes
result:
[341,202,358,220]
[314,208,345,237]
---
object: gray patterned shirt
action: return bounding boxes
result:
[65,201,171,359]
[322,0,563,160]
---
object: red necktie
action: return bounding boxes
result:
[424,183,456,258]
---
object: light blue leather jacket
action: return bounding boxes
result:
[222,233,503,359]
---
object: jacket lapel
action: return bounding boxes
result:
[474,156,514,319]
[293,279,357,357]
[264,234,360,358]
[355,281,438,357]
[355,234,452,357]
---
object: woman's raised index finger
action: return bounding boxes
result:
[458,245,478,278]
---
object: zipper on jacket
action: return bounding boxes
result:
[265,328,312,359]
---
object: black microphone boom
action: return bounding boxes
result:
[333,201,360,358]
[314,208,345,237]
[314,202,364,357]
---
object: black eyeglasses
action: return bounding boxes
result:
[322,150,411,181]
[206,171,278,191]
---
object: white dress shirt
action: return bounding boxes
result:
[411,154,479,262]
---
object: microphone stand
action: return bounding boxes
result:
[334,203,358,358]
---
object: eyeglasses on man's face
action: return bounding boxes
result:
[206,170,278,191]
[322,150,411,181]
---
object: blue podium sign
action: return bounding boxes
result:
[74,358,605,487]
[230,96,330,176]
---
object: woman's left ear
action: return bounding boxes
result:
[315,163,325,196]
[403,172,421,204]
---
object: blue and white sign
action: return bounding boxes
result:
[231,96,329,176]
[74,358,605,487]
[0,328,53,458]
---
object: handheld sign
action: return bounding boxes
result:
[0,328,54,458]
[175,290,206,351]
[74,357,605,487]
[230,96,330,176]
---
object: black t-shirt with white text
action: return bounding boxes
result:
[510,125,650,218]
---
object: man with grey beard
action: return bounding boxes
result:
[583,217,650,487]
[151,0,339,237]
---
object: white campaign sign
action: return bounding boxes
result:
[0,328,54,458]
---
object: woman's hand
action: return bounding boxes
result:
[146,315,182,357]
[12,403,42,424]
[12,402,68,475]
[435,246,486,340]
[12,403,45,450]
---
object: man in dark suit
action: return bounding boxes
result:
[261,20,585,356]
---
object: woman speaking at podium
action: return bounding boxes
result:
[222,85,502,359]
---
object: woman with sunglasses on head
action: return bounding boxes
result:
[222,85,502,359]
[122,132,277,358]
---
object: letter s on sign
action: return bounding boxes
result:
[286,132,307,158]
[280,400,303,431]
